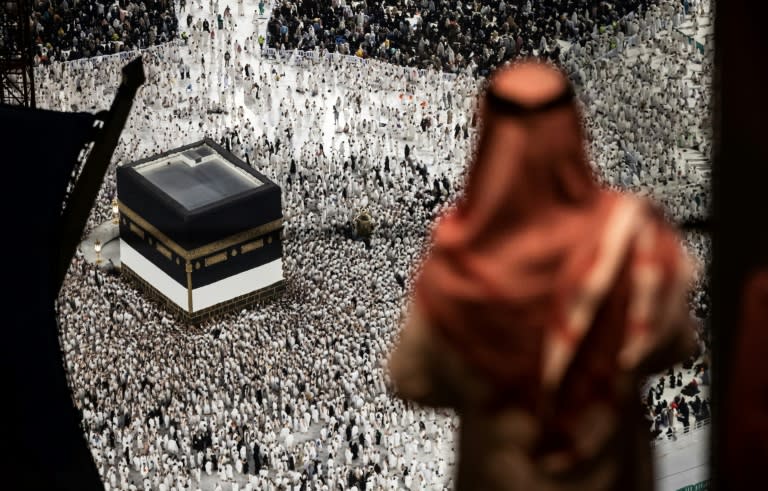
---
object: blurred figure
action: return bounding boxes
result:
[388,61,697,491]
[722,271,768,488]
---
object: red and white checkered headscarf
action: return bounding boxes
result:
[415,61,693,401]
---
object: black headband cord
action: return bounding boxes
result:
[486,85,576,117]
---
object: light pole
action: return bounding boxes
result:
[94,240,102,265]
[112,198,119,225]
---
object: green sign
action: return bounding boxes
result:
[676,480,709,491]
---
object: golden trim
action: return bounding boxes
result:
[186,221,283,258]
[156,243,172,260]
[118,200,283,260]
[129,222,145,239]
[185,262,193,313]
[120,203,186,257]
[204,251,228,267]
[240,239,264,254]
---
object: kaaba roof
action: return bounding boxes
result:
[135,144,265,212]
[117,139,282,251]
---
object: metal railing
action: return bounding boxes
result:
[651,417,710,449]
[40,40,184,69]
[261,46,460,83]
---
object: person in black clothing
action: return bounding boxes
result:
[691,395,702,416]
[30,0,179,62]
[700,400,710,420]
[264,0,653,74]
[253,442,261,473]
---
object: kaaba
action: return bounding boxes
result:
[117,139,285,322]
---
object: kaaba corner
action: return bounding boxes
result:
[116,138,285,323]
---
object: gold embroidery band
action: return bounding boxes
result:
[240,239,264,254]
[118,200,283,260]
[156,243,172,260]
[186,221,282,259]
[204,251,228,267]
[119,202,186,257]
[185,262,194,313]
[129,223,145,239]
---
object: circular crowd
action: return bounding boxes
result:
[31,0,715,489]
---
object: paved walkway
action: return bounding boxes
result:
[80,220,121,268]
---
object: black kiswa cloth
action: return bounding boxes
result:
[0,58,144,491]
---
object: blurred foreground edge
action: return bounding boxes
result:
[0,57,144,490]
[712,1,768,489]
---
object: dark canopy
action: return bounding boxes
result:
[1,57,141,490]
[0,105,103,490]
